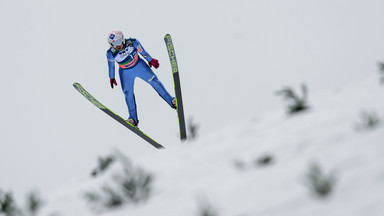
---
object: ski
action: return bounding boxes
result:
[164,34,187,141]
[73,83,164,149]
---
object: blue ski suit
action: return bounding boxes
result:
[106,38,174,124]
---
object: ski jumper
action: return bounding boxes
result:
[106,38,174,124]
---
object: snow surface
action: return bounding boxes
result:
[38,75,384,216]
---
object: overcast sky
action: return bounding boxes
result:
[1,0,384,200]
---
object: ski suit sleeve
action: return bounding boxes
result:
[106,50,115,79]
[133,39,153,62]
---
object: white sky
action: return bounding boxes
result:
[0,0,384,200]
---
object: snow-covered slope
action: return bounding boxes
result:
[41,75,384,216]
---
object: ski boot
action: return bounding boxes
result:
[127,118,138,127]
[171,98,177,109]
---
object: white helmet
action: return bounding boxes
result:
[107,30,125,47]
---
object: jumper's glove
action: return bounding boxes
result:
[149,58,159,69]
[110,78,117,89]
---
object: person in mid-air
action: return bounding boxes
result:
[106,30,176,126]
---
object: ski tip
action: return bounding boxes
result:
[73,82,82,88]
[164,34,172,41]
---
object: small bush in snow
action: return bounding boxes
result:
[378,62,384,84]
[188,116,200,140]
[234,154,274,171]
[84,152,154,212]
[25,190,43,216]
[305,163,335,198]
[83,191,102,207]
[197,201,218,216]
[0,189,43,216]
[233,159,246,170]
[91,154,115,177]
[355,111,382,131]
[115,167,153,204]
[276,84,310,115]
[255,154,274,167]
[101,186,124,208]
[0,190,18,216]
[198,206,217,216]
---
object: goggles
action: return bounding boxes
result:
[111,39,123,47]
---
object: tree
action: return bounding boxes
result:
[276,84,310,115]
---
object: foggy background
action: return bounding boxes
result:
[1,0,383,202]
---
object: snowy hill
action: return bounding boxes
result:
[37,75,384,216]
